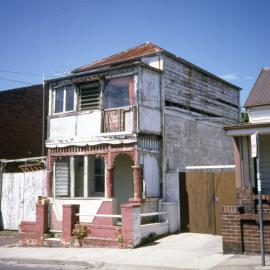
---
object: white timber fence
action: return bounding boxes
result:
[1,170,47,230]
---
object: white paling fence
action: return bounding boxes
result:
[1,170,47,230]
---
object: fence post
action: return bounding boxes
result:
[121,204,141,247]
[62,204,80,244]
[35,200,49,242]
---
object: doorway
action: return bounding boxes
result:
[114,155,133,213]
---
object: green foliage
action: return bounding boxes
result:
[72,225,89,240]
[241,111,249,123]
[115,227,124,246]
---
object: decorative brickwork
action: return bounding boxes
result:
[236,187,255,213]
[222,188,270,254]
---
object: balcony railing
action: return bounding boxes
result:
[102,108,126,133]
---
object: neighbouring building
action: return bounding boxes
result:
[19,42,240,247]
[0,84,46,160]
[223,67,270,254]
[0,84,48,230]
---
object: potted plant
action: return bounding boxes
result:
[72,225,90,247]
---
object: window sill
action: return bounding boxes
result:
[52,197,104,200]
[50,111,76,118]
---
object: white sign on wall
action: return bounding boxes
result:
[251,133,257,158]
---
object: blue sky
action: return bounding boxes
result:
[0,0,270,106]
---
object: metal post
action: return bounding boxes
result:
[256,133,265,266]
[42,74,45,156]
[0,162,3,229]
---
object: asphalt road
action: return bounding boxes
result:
[0,261,63,270]
[0,261,97,270]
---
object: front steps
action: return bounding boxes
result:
[41,227,122,248]
[43,230,63,247]
[81,236,119,248]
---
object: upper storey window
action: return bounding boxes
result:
[103,76,134,109]
[78,81,100,111]
[54,85,74,113]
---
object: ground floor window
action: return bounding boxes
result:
[54,156,105,198]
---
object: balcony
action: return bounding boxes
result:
[102,108,133,133]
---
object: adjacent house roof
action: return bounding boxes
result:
[245,67,270,108]
[73,42,164,73]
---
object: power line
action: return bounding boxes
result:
[0,69,42,77]
[0,77,35,85]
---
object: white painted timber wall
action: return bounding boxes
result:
[142,153,160,197]
[249,106,270,123]
[1,170,47,230]
[49,111,101,140]
[49,110,134,143]
[139,67,161,134]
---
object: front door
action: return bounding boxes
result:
[114,155,133,213]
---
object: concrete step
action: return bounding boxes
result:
[81,236,119,248]
[43,237,63,248]
[49,230,62,238]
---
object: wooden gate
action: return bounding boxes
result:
[179,171,236,235]
[1,170,47,230]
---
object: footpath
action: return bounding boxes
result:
[0,232,269,270]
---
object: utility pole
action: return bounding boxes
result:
[252,133,265,266]
[42,74,45,156]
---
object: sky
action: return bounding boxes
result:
[0,0,270,107]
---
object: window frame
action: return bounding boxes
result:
[102,75,135,110]
[78,81,101,112]
[93,157,105,196]
[53,155,105,199]
[53,85,75,114]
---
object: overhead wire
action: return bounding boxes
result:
[0,69,43,77]
[0,77,35,85]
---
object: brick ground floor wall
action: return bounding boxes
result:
[222,205,270,254]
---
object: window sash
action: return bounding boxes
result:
[103,76,134,109]
[55,160,70,197]
[54,156,105,198]
[78,81,100,111]
[55,88,64,113]
[53,86,74,113]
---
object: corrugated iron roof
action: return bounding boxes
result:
[73,42,164,73]
[62,42,240,90]
[245,67,270,108]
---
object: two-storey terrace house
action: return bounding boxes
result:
[43,42,240,245]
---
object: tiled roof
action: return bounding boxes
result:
[73,42,164,73]
[245,68,270,108]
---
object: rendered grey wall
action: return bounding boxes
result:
[164,110,234,202]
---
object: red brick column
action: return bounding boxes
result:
[222,205,242,254]
[62,204,80,243]
[130,166,144,203]
[35,201,49,240]
[121,203,141,246]
[106,166,114,198]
